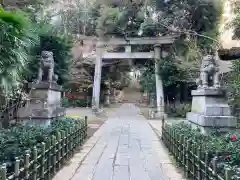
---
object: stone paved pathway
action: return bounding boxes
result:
[53,103,184,180]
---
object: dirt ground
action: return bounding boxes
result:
[66,104,122,139]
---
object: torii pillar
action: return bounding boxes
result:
[154,44,165,119]
[92,45,103,112]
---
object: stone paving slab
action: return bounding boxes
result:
[148,120,187,180]
[53,104,186,180]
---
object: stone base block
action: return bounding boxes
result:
[187,112,237,127]
[19,107,66,128]
[204,104,231,116]
[189,122,240,134]
[28,82,62,91]
[92,108,103,115]
[187,112,237,134]
[21,118,52,127]
[148,109,156,119]
[148,109,167,120]
[191,88,225,96]
[31,107,66,119]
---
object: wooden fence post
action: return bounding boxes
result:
[46,138,51,180]
[180,134,184,165]
[84,116,88,138]
[167,126,170,148]
[204,152,209,180]
[76,124,80,146]
[176,133,179,162]
[82,120,85,144]
[14,157,20,180]
[65,128,69,160]
[56,132,61,170]
[163,125,167,147]
[33,146,38,180]
[0,164,7,180]
[79,122,82,145]
[183,137,187,174]
[186,140,190,178]
[79,123,82,145]
[225,168,231,180]
[197,147,202,180]
[178,134,181,163]
[161,116,165,140]
[173,129,176,157]
[169,127,172,153]
[52,135,56,174]
[170,128,173,154]
[192,142,196,178]
[41,142,45,179]
[61,130,65,164]
[69,127,73,157]
[24,151,30,179]
[212,156,217,179]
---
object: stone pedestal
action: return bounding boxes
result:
[18,82,65,127]
[104,89,110,106]
[110,88,117,104]
[148,108,167,120]
[187,88,237,134]
[149,93,156,107]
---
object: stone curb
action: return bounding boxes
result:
[148,121,187,180]
[53,121,107,180]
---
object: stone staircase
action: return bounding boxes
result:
[122,87,142,103]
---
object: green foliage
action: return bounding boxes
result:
[61,98,89,107]
[0,8,38,94]
[166,103,191,118]
[57,3,100,36]
[227,60,240,117]
[232,1,240,39]
[27,23,73,86]
[72,99,88,107]
[93,0,222,40]
[1,0,43,9]
[61,97,70,107]
[169,122,240,178]
[139,66,155,93]
[94,0,145,37]
[158,56,186,88]
[151,0,222,33]
[139,55,188,96]
[96,6,121,37]
[0,117,83,168]
[0,7,73,94]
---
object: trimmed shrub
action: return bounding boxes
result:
[0,117,84,170]
[166,103,191,118]
[168,122,240,178]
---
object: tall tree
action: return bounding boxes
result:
[0,8,38,94]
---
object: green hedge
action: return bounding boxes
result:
[166,103,191,118]
[61,98,89,107]
[167,122,240,179]
[0,117,84,171]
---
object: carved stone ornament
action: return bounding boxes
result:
[196,54,220,89]
[37,51,55,83]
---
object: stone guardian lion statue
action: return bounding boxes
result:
[37,51,58,83]
[196,54,220,89]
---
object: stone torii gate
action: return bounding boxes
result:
[92,36,178,118]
